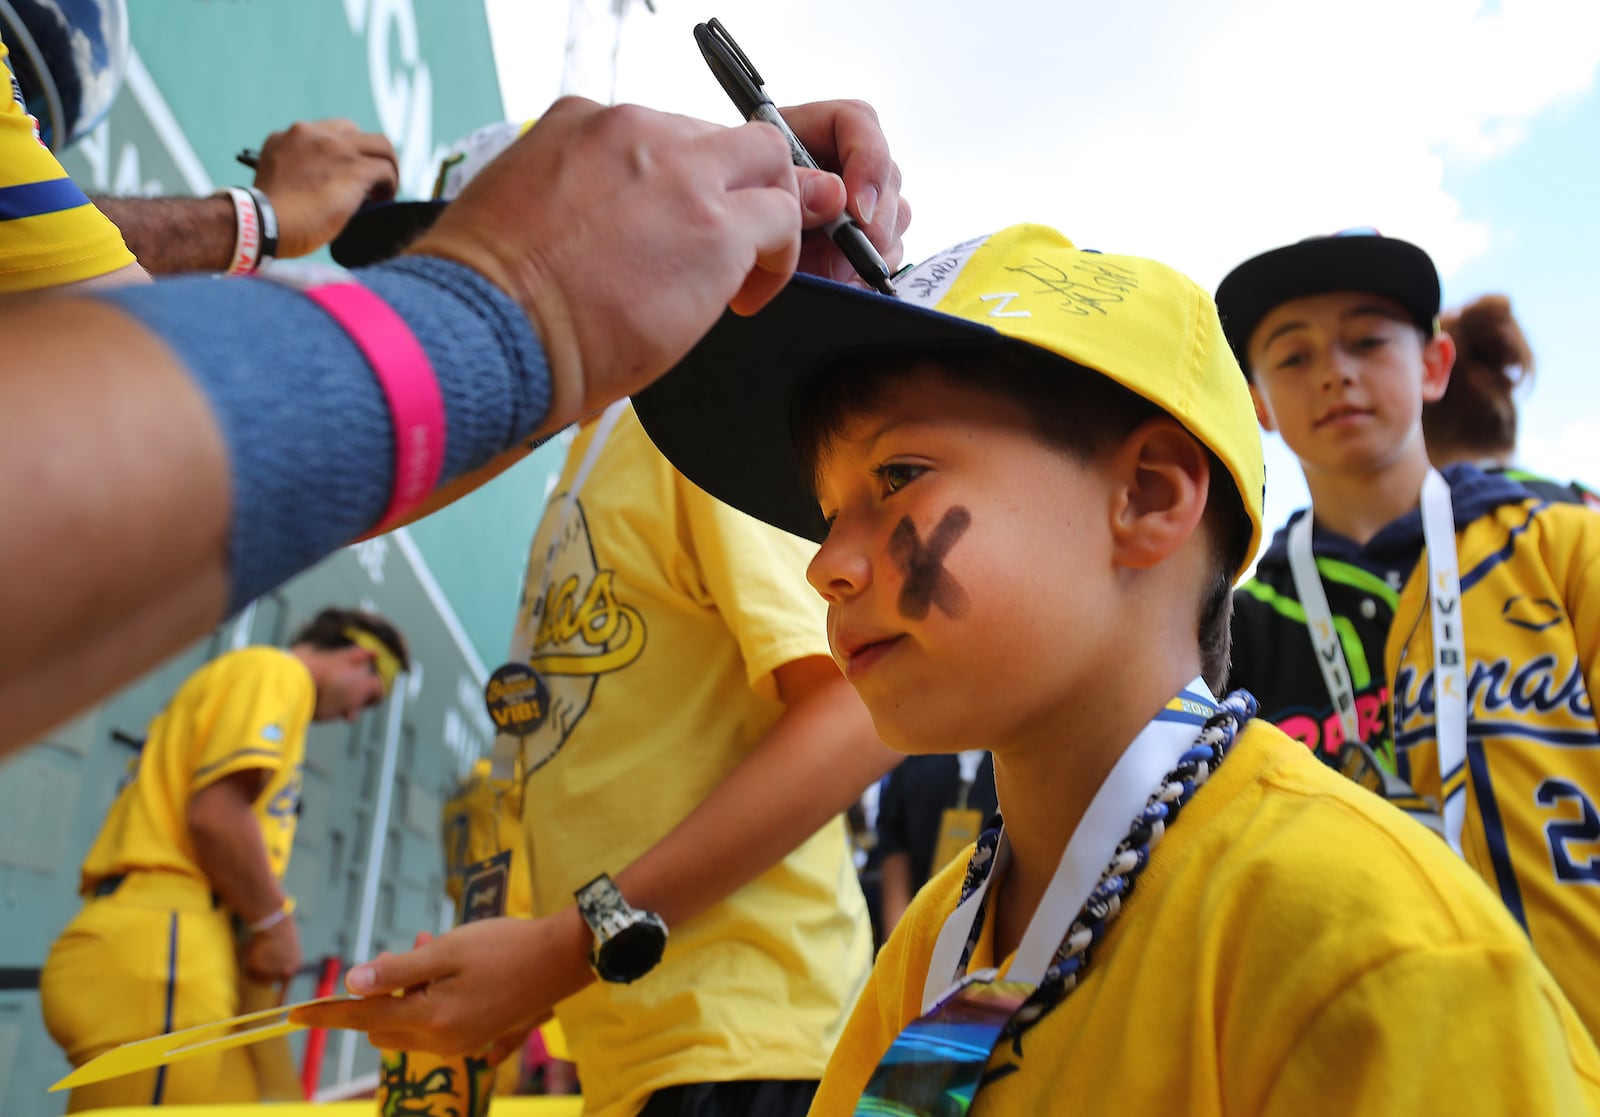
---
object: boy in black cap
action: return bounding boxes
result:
[1217,230,1600,1038]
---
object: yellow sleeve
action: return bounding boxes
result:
[1262,942,1600,1114]
[677,464,831,702]
[189,653,308,792]
[1543,504,1600,716]
[0,35,136,292]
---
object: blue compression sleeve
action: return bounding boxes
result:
[97,256,550,613]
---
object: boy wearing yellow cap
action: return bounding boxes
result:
[40,607,408,1110]
[629,226,1600,1113]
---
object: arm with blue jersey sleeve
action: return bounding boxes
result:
[0,94,906,764]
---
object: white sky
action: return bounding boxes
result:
[486,0,1600,547]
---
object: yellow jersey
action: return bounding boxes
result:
[79,647,315,892]
[0,33,135,292]
[811,722,1600,1115]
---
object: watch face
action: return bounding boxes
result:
[598,919,667,983]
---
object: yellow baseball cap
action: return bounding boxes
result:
[633,224,1265,578]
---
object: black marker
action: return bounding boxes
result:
[236,148,259,170]
[694,18,896,296]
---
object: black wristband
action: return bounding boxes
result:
[245,186,278,263]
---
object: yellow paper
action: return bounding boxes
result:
[48,994,352,1093]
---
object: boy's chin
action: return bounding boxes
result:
[874,716,975,759]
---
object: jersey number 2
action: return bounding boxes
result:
[1536,779,1600,883]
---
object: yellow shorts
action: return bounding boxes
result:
[40,874,259,1110]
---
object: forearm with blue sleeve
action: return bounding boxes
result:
[96,256,550,614]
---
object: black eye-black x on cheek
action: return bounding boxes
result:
[888,507,971,621]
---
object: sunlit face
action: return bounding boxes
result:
[1247,291,1448,480]
[314,647,389,723]
[805,364,1118,756]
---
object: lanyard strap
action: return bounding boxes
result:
[1287,512,1362,747]
[488,399,627,780]
[1287,472,1465,853]
[862,688,1253,1117]
[953,750,985,810]
[922,680,1221,1008]
[1419,470,1467,855]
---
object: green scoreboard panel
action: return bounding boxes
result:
[2,4,568,1111]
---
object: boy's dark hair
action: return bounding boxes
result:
[793,344,1248,693]
[1424,294,1533,463]
[291,607,411,671]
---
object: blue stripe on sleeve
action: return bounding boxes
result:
[0,177,91,221]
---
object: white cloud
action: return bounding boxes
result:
[485,0,1600,519]
[1520,420,1600,488]
[489,0,1597,288]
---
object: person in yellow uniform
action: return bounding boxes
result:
[39,607,408,1111]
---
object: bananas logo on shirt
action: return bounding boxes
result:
[502,496,646,775]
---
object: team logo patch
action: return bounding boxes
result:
[260,723,283,743]
[1501,595,1564,633]
[499,497,649,779]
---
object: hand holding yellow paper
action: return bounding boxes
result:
[48,994,356,1093]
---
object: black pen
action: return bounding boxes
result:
[694,18,896,296]
[236,148,259,170]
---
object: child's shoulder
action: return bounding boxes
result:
[1171,721,1529,952]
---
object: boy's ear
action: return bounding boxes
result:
[1108,418,1210,572]
[1248,381,1278,433]
[1420,330,1455,404]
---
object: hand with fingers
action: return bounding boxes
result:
[241,915,303,986]
[253,119,400,258]
[405,94,909,436]
[292,911,592,1058]
[782,98,912,287]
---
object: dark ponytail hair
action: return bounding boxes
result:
[1423,294,1535,465]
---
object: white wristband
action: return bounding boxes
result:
[247,895,296,933]
[216,186,262,275]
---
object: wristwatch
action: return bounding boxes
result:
[574,873,668,984]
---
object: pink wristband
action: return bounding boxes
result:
[302,282,446,530]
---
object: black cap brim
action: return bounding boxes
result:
[632,275,1005,544]
[330,200,448,267]
[1214,235,1440,369]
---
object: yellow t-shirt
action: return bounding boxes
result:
[811,722,1600,1116]
[0,35,135,292]
[501,404,872,1117]
[79,647,315,892]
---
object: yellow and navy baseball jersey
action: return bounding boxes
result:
[78,647,316,892]
[1236,465,1600,1037]
[1387,494,1600,1037]
[0,33,134,292]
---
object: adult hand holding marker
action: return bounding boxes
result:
[695,17,899,296]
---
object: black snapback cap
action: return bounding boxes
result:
[1214,230,1441,372]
